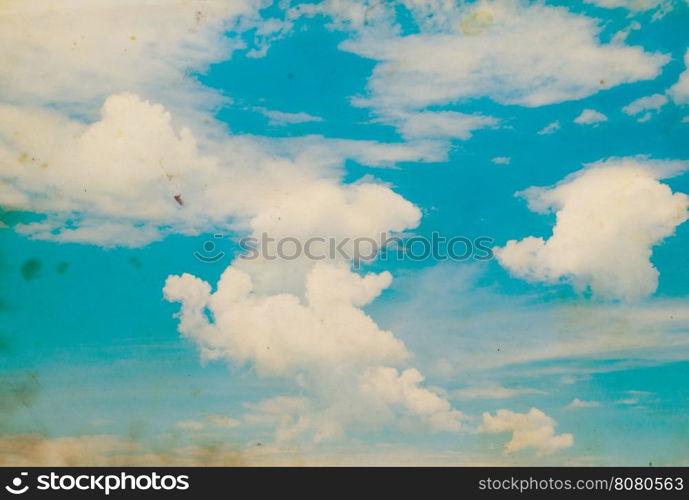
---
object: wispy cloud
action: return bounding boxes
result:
[565,398,601,409]
[254,107,324,126]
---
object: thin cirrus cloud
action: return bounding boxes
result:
[373,262,689,378]
[254,107,324,126]
[452,383,545,400]
[565,398,601,409]
[583,0,666,12]
[495,157,689,301]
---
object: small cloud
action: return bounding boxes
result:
[616,390,654,406]
[254,107,323,126]
[494,157,689,301]
[565,398,601,409]
[623,93,668,121]
[611,21,642,44]
[668,49,689,105]
[391,110,499,140]
[574,109,608,125]
[479,408,573,455]
[584,0,665,12]
[537,121,560,135]
[492,157,511,165]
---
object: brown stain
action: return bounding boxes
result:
[173,194,184,206]
[460,9,494,36]
[16,153,46,168]
[195,10,205,26]
[0,371,40,416]
[0,333,10,354]
[20,258,41,281]
[126,418,148,444]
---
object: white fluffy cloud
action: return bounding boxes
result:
[293,0,666,140]
[0,0,271,120]
[1,0,465,445]
[0,1,446,247]
[0,93,443,247]
[480,408,573,455]
[164,262,464,441]
[574,109,608,125]
[669,49,689,105]
[340,0,667,112]
[390,111,499,140]
[623,93,669,120]
[496,158,689,300]
[623,93,669,115]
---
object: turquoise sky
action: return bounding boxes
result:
[2,0,689,465]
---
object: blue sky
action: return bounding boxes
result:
[1,0,689,465]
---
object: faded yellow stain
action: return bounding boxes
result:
[130,35,137,41]
[460,9,494,36]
